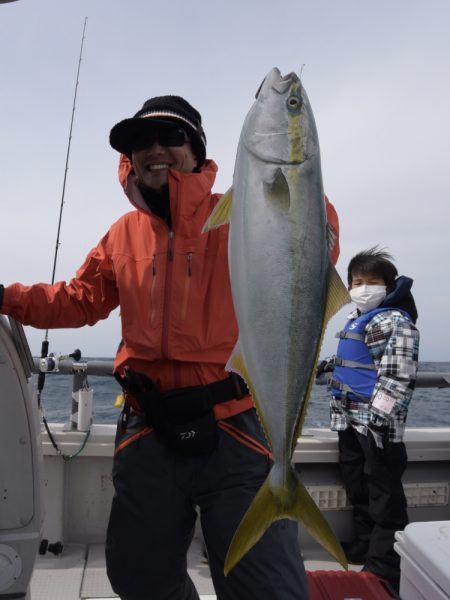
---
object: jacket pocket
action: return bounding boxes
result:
[218,419,273,460]
[114,425,154,457]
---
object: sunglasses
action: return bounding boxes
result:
[131,127,190,151]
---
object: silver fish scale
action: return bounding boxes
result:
[227,69,328,472]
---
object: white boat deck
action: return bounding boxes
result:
[30,536,362,600]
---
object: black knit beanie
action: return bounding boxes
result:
[109,95,207,167]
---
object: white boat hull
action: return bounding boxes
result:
[2,315,449,599]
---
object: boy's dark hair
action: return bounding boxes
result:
[347,246,398,290]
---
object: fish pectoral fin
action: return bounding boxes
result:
[263,167,290,213]
[224,469,347,575]
[202,187,233,232]
[324,265,351,324]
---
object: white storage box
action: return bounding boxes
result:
[394,521,450,600]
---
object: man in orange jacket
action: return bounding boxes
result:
[0,95,340,599]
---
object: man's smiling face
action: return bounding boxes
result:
[131,125,197,191]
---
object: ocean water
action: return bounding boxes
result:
[33,361,450,428]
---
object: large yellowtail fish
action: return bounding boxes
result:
[204,68,351,574]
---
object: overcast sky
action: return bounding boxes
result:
[1,0,449,361]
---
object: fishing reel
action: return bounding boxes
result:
[39,349,82,373]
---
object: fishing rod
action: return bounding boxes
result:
[37,17,88,411]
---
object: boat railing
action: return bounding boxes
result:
[316,371,450,389]
[29,354,450,439]
[34,357,450,388]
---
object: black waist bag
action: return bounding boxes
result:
[115,368,248,456]
[156,386,218,455]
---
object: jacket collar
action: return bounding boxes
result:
[117,153,218,226]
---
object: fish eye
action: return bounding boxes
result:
[287,95,301,110]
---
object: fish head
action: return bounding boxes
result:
[241,67,319,166]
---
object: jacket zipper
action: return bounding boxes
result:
[161,230,174,358]
[150,254,157,324]
[167,230,174,261]
[180,252,193,321]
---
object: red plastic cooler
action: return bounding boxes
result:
[307,570,399,599]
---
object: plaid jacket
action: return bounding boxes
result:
[330,308,420,443]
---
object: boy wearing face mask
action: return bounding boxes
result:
[329,247,419,593]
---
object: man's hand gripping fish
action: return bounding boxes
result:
[204,67,350,574]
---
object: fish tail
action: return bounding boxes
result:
[286,470,347,569]
[224,466,347,575]
[224,477,276,576]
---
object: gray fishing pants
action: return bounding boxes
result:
[106,408,308,600]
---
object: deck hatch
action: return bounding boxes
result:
[404,482,449,508]
[306,482,449,510]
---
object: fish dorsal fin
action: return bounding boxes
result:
[292,265,350,448]
[323,264,351,324]
[202,187,233,232]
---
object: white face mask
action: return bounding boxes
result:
[350,285,386,313]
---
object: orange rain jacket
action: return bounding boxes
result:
[2,156,340,420]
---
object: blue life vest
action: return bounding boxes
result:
[331,307,410,403]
